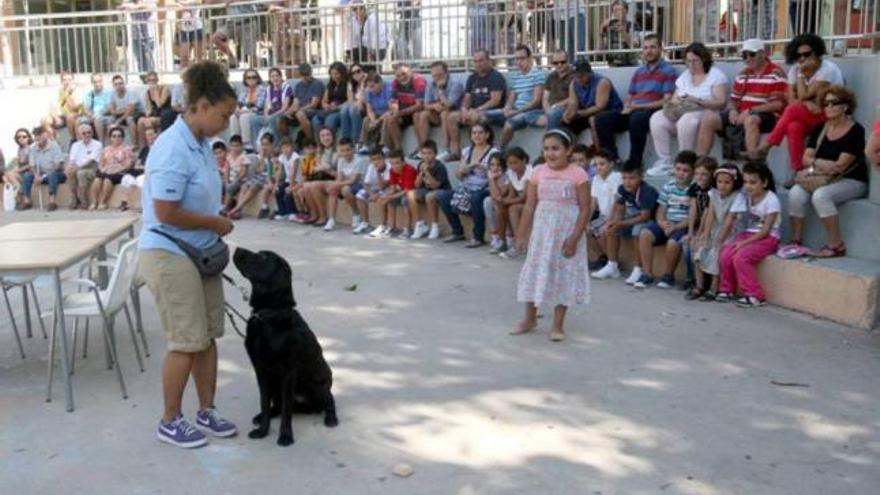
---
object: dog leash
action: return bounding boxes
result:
[222,273,250,339]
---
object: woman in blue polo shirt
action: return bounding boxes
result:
[139,61,237,449]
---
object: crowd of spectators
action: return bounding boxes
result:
[1,32,878,310]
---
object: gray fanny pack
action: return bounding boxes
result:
[150,228,229,277]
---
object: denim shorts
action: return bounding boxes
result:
[644,222,688,245]
[619,221,648,239]
[506,109,544,130]
[481,109,507,127]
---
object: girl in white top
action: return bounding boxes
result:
[491,147,533,258]
[648,42,729,176]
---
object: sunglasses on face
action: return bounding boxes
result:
[351,69,362,75]
[741,51,757,60]
[797,50,813,60]
[552,60,567,66]
[245,75,258,80]
[823,99,843,107]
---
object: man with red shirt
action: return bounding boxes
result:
[697,39,788,158]
[383,63,426,154]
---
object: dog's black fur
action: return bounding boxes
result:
[233,247,338,446]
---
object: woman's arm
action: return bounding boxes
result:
[154,200,233,236]
[699,83,728,111]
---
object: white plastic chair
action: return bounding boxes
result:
[47,238,143,401]
[2,276,48,359]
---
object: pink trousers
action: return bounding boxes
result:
[766,102,826,172]
[718,232,779,300]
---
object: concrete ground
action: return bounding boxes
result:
[1,210,879,495]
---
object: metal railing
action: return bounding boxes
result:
[1,0,878,81]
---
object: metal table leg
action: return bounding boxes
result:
[96,244,112,368]
[22,286,32,338]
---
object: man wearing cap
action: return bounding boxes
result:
[555,60,623,146]
[696,39,787,158]
[279,63,325,141]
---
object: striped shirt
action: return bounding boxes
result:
[628,59,677,106]
[509,66,545,110]
[731,61,788,113]
[659,180,692,224]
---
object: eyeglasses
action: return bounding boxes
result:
[741,51,757,60]
[797,50,813,60]
[823,99,843,107]
[552,60,567,66]
[245,75,258,80]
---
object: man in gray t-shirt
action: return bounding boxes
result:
[103,74,145,147]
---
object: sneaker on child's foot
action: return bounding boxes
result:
[196,407,238,438]
[489,239,506,254]
[715,292,733,303]
[735,296,766,308]
[323,218,336,231]
[273,214,286,221]
[351,215,362,229]
[353,221,370,234]
[397,228,411,240]
[368,225,387,238]
[656,274,676,289]
[427,223,440,240]
[411,221,429,239]
[499,247,519,259]
[591,263,621,280]
[157,415,208,449]
[633,274,655,289]
[588,255,608,271]
[625,267,643,285]
[646,160,673,177]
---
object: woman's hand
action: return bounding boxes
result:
[212,216,234,236]
[562,235,578,258]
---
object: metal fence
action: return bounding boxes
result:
[1,0,878,81]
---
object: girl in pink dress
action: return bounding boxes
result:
[513,130,592,342]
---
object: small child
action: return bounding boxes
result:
[586,148,622,269]
[570,143,596,178]
[353,146,391,234]
[223,135,252,217]
[228,133,275,220]
[323,138,367,232]
[213,140,228,186]
[368,149,417,239]
[273,137,299,221]
[591,159,659,282]
[682,156,716,294]
[717,161,781,308]
[292,138,319,223]
[635,150,697,289]
[687,163,743,300]
[513,129,591,342]
[119,125,157,211]
[408,139,451,240]
[485,152,509,253]
[496,147,532,258]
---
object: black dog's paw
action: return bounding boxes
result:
[251,413,263,426]
[248,427,270,439]
[252,408,281,425]
[324,413,339,428]
[277,433,295,446]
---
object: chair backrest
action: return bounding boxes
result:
[101,238,140,313]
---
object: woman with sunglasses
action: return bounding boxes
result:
[786,85,867,259]
[90,126,135,210]
[754,34,843,186]
[312,62,349,135]
[4,129,33,191]
[340,63,367,147]
[137,71,172,147]
[230,69,266,152]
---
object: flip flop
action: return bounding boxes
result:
[813,243,846,258]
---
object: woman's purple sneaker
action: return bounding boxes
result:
[157,415,208,448]
[196,407,238,438]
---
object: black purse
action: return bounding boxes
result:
[150,228,230,277]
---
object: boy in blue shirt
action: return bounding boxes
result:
[592,159,658,283]
[635,151,696,289]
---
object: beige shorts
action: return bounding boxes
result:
[138,249,225,353]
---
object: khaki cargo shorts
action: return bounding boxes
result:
[139,249,225,353]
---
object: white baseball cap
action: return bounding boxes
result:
[741,39,765,53]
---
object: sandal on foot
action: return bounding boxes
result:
[700,291,717,302]
[684,288,705,301]
[549,331,566,342]
[715,292,733,303]
[813,243,846,258]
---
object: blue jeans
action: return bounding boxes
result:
[546,105,567,130]
[133,35,155,72]
[339,104,363,142]
[437,188,490,241]
[275,181,297,216]
[312,109,342,133]
[22,170,66,197]
[506,109,544,130]
[251,113,284,141]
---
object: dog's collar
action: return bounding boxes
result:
[252,307,296,321]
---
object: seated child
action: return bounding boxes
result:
[687,162,743,301]
[223,135,252,216]
[494,147,532,258]
[229,133,274,219]
[682,156,716,294]
[570,143,597,178]
[586,148,622,268]
[635,150,697,289]
[408,139,451,240]
[485,152,508,252]
[591,159,658,282]
[292,138,319,223]
[322,138,367,231]
[368,149,417,239]
[353,146,391,234]
[273,137,300,220]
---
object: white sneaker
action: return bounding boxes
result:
[351,215,362,229]
[591,263,621,280]
[427,223,440,240]
[353,221,370,234]
[397,228,410,240]
[625,267,643,285]
[273,214,286,221]
[646,160,673,177]
[378,226,393,239]
[411,221,429,239]
[287,214,298,222]
[323,218,336,231]
[368,225,387,238]
[499,247,519,259]
[489,237,504,251]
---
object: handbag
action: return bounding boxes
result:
[449,185,472,214]
[662,98,703,122]
[150,228,229,277]
[795,126,860,193]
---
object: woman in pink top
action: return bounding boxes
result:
[90,126,134,210]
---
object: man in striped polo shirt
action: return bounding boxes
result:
[594,34,677,168]
[484,44,545,148]
[697,39,788,159]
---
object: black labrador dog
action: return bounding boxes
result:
[232,247,338,446]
